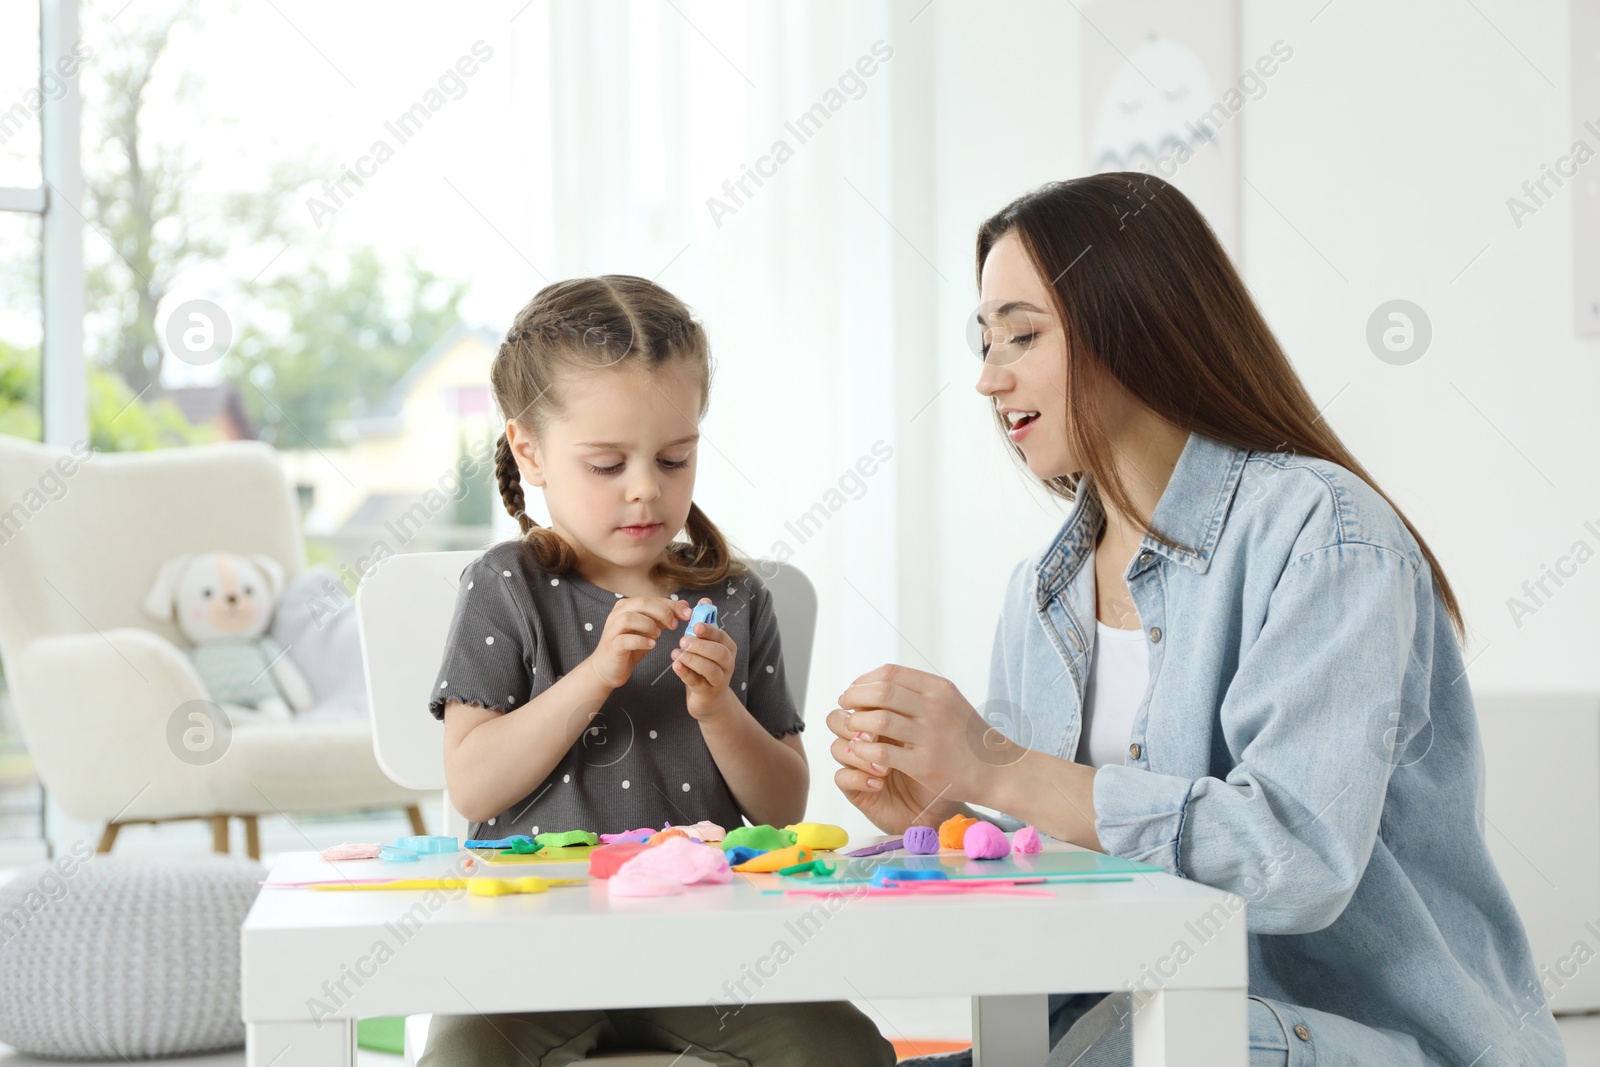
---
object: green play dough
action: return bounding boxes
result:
[534,830,598,848]
[721,825,797,852]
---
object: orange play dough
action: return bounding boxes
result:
[939,814,980,850]
[730,844,814,873]
[648,828,691,845]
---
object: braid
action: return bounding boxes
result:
[495,429,579,572]
[493,433,533,535]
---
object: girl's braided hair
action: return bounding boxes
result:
[491,274,746,590]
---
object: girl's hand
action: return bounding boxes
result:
[831,663,1023,819]
[585,595,692,690]
[672,597,737,721]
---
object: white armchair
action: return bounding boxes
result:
[0,434,427,858]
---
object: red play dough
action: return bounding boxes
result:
[589,840,652,878]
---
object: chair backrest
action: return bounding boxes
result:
[355,551,816,831]
[0,435,304,677]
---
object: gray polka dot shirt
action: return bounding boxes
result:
[428,540,804,840]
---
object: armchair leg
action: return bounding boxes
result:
[405,805,427,835]
[97,821,121,854]
[210,815,230,854]
[243,815,261,860]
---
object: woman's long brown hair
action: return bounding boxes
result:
[977,173,1463,638]
[491,274,746,591]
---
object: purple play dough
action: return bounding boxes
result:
[963,820,1011,859]
[903,825,940,854]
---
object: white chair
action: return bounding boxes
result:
[354,549,817,1066]
[0,435,427,859]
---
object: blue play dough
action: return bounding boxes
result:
[394,835,458,854]
[464,836,534,850]
[724,845,768,866]
[689,602,719,630]
[871,866,950,887]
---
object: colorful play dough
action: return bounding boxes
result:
[938,814,980,850]
[964,821,1011,859]
[870,866,950,887]
[648,828,691,845]
[534,830,598,848]
[723,846,768,866]
[1014,826,1043,853]
[608,836,732,897]
[599,828,655,844]
[393,835,457,854]
[670,820,727,843]
[607,873,685,897]
[721,825,797,852]
[589,841,652,879]
[903,825,940,854]
[730,844,814,873]
[783,822,849,851]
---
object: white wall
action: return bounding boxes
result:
[922,0,1597,702]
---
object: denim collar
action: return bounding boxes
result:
[1033,432,1249,608]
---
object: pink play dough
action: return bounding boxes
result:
[1014,826,1043,853]
[599,827,656,844]
[963,821,1011,860]
[608,873,686,897]
[670,820,726,842]
[607,836,732,898]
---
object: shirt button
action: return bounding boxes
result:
[1294,1024,1311,1041]
[1138,551,1153,566]
[1148,626,1162,643]
[1128,742,1142,760]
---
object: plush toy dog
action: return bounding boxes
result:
[142,552,315,724]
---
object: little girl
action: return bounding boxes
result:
[418,275,894,1067]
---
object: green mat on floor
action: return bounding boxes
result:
[358,1016,408,1055]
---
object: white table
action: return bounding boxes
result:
[242,837,1247,1066]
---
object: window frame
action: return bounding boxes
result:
[1,0,85,447]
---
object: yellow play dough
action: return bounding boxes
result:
[731,844,814,872]
[783,822,849,851]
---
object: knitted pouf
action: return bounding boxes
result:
[0,853,265,1059]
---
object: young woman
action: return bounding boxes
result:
[830,174,1564,1067]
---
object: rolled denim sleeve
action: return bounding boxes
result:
[1094,542,1425,935]
[977,557,1032,835]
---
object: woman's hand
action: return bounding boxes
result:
[827,710,965,834]
[672,597,738,721]
[831,663,1026,821]
[585,595,692,690]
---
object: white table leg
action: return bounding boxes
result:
[247,1019,356,1067]
[972,993,1049,1067]
[1132,988,1247,1067]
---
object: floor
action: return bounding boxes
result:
[1,809,1597,1064]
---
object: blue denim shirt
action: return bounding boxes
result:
[985,432,1564,1067]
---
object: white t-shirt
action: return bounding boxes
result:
[1075,621,1151,769]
